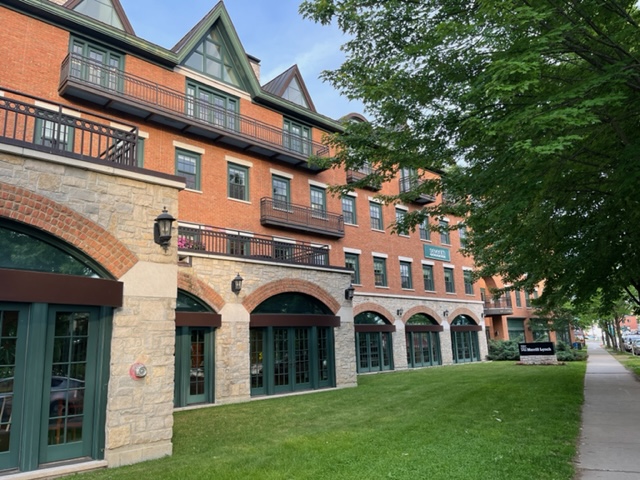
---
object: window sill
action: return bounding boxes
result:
[184,188,203,194]
[228,197,251,205]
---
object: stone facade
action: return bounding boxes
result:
[0,146,182,467]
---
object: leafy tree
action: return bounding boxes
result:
[301,0,640,310]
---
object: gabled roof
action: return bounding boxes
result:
[263,65,316,113]
[170,1,261,96]
[63,0,135,35]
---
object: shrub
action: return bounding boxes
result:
[487,339,521,361]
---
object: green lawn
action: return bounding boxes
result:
[76,361,585,480]
[608,348,640,377]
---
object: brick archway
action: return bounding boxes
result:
[402,305,443,324]
[0,183,138,279]
[353,302,395,324]
[178,271,225,312]
[448,307,482,325]
[243,278,341,314]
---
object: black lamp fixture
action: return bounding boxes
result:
[154,207,175,250]
[344,284,355,301]
[397,308,404,316]
[231,273,243,295]
[443,310,449,318]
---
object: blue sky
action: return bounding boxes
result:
[119,0,364,120]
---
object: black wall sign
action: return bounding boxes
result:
[519,342,555,356]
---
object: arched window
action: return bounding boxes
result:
[405,314,442,368]
[250,293,337,396]
[354,312,395,373]
[451,315,482,363]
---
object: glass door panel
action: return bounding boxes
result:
[41,307,98,464]
[273,328,289,389]
[189,329,206,404]
[294,329,310,387]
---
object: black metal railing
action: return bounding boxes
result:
[177,225,331,266]
[399,176,436,204]
[0,88,138,167]
[346,163,381,191]
[260,197,344,238]
[484,297,514,315]
[60,53,330,159]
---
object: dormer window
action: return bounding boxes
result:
[283,77,308,108]
[184,24,240,87]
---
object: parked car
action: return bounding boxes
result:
[623,335,640,352]
[631,339,640,356]
[0,376,85,423]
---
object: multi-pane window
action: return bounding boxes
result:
[345,253,361,284]
[342,196,357,225]
[463,270,474,295]
[444,267,455,293]
[228,163,248,201]
[440,220,451,245]
[310,186,326,219]
[34,117,74,152]
[419,217,431,241]
[370,202,383,230]
[515,289,522,307]
[183,25,240,86]
[283,77,308,108]
[373,257,387,287]
[283,119,311,155]
[187,82,238,130]
[459,225,468,249]
[228,235,250,256]
[396,208,408,235]
[70,37,123,91]
[272,175,290,209]
[176,149,200,190]
[423,264,435,291]
[400,261,412,289]
[525,291,532,308]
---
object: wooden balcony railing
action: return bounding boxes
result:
[177,225,331,266]
[260,197,344,238]
[59,54,330,170]
[0,87,138,167]
[399,176,436,204]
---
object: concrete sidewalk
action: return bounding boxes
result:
[574,341,640,479]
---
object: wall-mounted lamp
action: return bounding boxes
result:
[443,310,449,318]
[345,285,355,301]
[397,308,404,316]
[153,207,175,250]
[231,273,243,295]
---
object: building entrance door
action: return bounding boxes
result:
[0,303,101,474]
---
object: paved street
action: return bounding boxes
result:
[574,341,640,479]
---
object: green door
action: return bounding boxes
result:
[0,303,103,473]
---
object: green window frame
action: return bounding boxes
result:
[423,264,435,291]
[310,186,327,219]
[186,81,238,131]
[373,257,387,287]
[175,149,201,190]
[34,116,75,152]
[370,202,383,231]
[525,292,532,308]
[70,37,123,91]
[283,119,311,155]
[463,270,474,295]
[419,217,431,241]
[400,261,412,289]
[396,208,408,235]
[459,225,468,249]
[272,175,291,210]
[228,163,249,201]
[406,330,442,368]
[342,195,357,225]
[135,137,145,167]
[183,24,241,86]
[345,253,361,284]
[515,289,522,307]
[444,267,455,293]
[440,220,451,245]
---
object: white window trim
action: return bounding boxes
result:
[421,260,435,266]
[396,205,408,211]
[35,100,81,118]
[309,180,328,189]
[226,155,253,168]
[372,252,388,258]
[398,256,413,263]
[343,247,362,254]
[444,264,455,269]
[270,168,293,179]
[368,196,382,204]
[173,140,204,155]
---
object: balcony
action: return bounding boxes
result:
[177,225,332,266]
[346,164,381,191]
[0,87,142,170]
[260,197,344,238]
[59,54,329,172]
[484,297,514,316]
[399,176,436,204]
